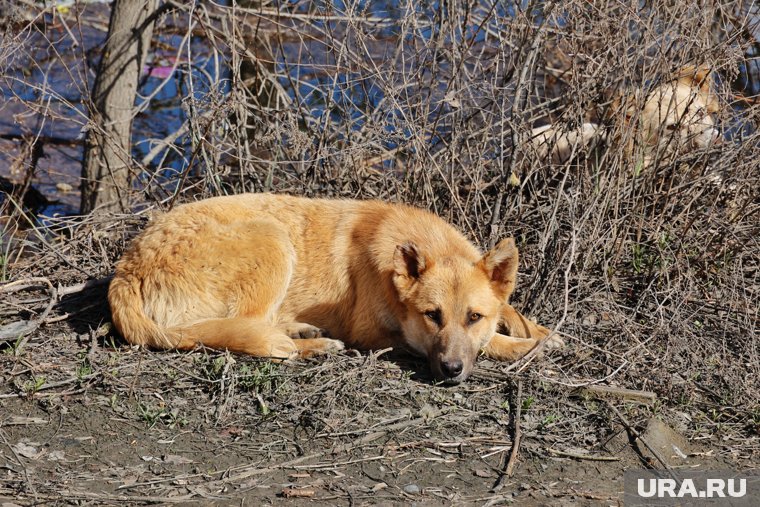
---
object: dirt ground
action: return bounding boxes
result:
[0,337,747,506]
[1,244,756,506]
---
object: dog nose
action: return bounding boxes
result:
[441,359,463,378]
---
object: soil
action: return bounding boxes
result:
[0,277,753,506]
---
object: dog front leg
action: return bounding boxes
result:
[481,333,541,362]
[500,304,549,338]
[484,305,564,362]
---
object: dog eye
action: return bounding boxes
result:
[424,309,442,326]
[665,123,678,131]
[468,312,483,324]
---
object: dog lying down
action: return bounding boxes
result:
[529,65,721,167]
[109,194,563,384]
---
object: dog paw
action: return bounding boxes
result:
[268,341,299,361]
[296,338,345,358]
[319,338,346,354]
[282,322,330,339]
[543,332,565,350]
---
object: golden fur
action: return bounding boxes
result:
[617,65,720,167]
[528,65,721,167]
[109,194,561,383]
[529,121,601,165]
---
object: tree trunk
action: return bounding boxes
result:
[80,0,158,214]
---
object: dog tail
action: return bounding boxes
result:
[108,273,191,350]
[108,275,301,358]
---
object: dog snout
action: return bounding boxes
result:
[709,127,722,144]
[692,126,721,148]
[440,358,464,379]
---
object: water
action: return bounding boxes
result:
[0,0,757,219]
[0,3,226,216]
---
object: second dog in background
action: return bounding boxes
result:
[528,64,721,168]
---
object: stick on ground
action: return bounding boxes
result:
[492,379,522,492]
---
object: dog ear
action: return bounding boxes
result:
[677,64,711,85]
[393,241,428,282]
[610,91,637,123]
[479,238,519,301]
[693,65,720,114]
[678,64,721,114]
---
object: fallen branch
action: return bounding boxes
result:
[0,372,102,399]
[492,379,522,492]
[219,408,449,484]
[578,385,656,405]
[1,417,48,427]
[547,448,620,461]
[56,276,112,298]
[607,402,675,478]
[0,278,56,343]
[0,277,111,343]
[505,380,523,478]
[21,490,194,504]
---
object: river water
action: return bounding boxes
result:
[0,1,757,218]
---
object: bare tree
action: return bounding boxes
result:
[80,0,159,214]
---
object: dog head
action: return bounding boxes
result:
[392,238,518,384]
[616,65,721,161]
[641,65,720,152]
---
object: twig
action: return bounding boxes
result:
[0,278,57,344]
[214,351,236,422]
[117,472,208,491]
[565,488,620,501]
[290,455,385,470]
[56,276,112,298]
[504,380,523,478]
[220,408,448,484]
[0,417,48,427]
[0,372,102,399]
[492,379,522,491]
[0,428,37,498]
[578,385,657,405]
[503,226,577,375]
[0,277,55,294]
[489,5,556,248]
[19,490,195,503]
[546,448,620,461]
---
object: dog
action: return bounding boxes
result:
[528,65,721,169]
[528,121,602,165]
[108,194,562,384]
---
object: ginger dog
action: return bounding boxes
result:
[528,65,720,168]
[109,194,562,384]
